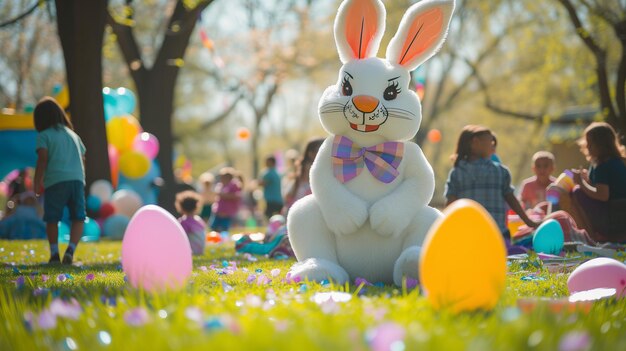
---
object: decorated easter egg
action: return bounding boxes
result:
[122,205,192,292]
[567,257,626,297]
[532,219,564,255]
[420,199,507,312]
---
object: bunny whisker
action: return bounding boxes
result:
[387,113,413,120]
[387,107,416,116]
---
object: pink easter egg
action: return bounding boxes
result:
[567,258,626,297]
[122,205,192,292]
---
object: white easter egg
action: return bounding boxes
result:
[122,205,192,292]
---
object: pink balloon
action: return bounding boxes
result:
[567,258,626,297]
[121,205,192,292]
[132,132,160,160]
[108,145,120,168]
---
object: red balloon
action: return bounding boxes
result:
[99,202,116,219]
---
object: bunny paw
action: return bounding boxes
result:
[320,197,368,236]
[393,246,422,287]
[370,200,411,237]
[288,258,349,285]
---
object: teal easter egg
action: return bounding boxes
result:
[532,219,563,255]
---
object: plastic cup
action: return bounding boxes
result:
[554,170,575,192]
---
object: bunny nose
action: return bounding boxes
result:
[352,95,379,113]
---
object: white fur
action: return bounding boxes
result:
[288,0,455,286]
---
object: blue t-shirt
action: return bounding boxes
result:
[262,168,283,204]
[589,157,626,200]
[445,158,515,233]
[35,126,86,188]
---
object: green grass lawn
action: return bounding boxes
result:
[1,240,625,350]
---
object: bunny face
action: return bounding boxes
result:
[319,58,421,143]
[319,0,455,144]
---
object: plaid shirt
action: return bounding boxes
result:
[444,158,514,233]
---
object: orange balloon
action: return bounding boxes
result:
[110,163,119,189]
[236,127,250,141]
[427,129,442,143]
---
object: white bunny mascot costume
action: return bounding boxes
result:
[287,0,455,286]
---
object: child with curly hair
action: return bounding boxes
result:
[175,190,206,256]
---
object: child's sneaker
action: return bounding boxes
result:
[48,253,60,264]
[62,252,74,265]
[62,247,74,265]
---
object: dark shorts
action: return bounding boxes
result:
[43,181,86,223]
[210,215,232,232]
[200,204,213,220]
[265,201,283,219]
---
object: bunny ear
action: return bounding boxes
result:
[386,0,455,71]
[334,0,386,63]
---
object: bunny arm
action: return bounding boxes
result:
[310,137,369,236]
[369,142,435,237]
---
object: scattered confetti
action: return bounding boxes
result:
[366,322,406,351]
[559,331,591,351]
[124,307,150,326]
[15,275,25,288]
[312,292,352,304]
[37,310,57,330]
[98,331,112,345]
[204,317,224,331]
[56,274,67,282]
[221,280,234,292]
[85,273,95,282]
[185,307,204,324]
[49,298,82,320]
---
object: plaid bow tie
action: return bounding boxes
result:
[331,135,404,184]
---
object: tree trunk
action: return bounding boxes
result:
[107,0,213,214]
[55,0,111,190]
[136,68,177,214]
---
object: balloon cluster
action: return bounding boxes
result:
[103,87,160,188]
[81,179,143,240]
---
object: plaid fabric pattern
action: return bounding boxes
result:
[331,135,404,184]
[444,158,515,232]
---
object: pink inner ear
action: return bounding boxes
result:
[398,8,443,66]
[345,0,379,59]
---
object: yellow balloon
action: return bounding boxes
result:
[106,115,141,152]
[55,86,69,108]
[419,199,507,313]
[118,151,150,179]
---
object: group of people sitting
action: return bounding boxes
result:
[445,122,626,250]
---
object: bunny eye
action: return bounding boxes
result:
[384,82,401,101]
[341,77,353,96]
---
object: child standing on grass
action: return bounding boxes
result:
[198,171,216,224]
[175,190,206,256]
[33,97,86,264]
[445,125,540,239]
[519,151,557,209]
[283,137,324,213]
[210,167,242,233]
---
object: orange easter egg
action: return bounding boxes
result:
[420,199,507,312]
